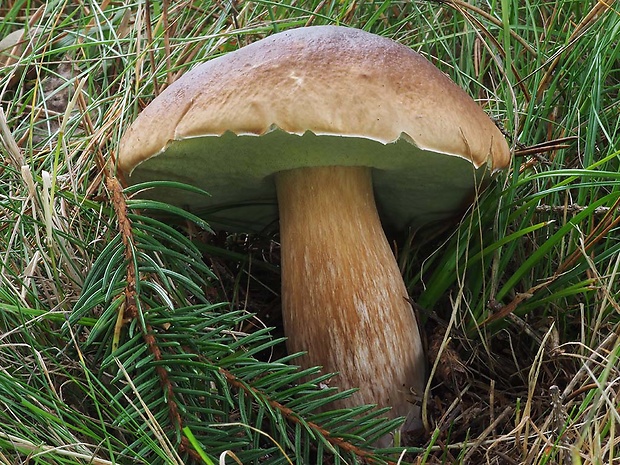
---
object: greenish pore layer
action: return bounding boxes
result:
[128,129,493,232]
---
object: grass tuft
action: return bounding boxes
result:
[1,1,619,464]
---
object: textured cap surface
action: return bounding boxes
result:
[118,25,511,230]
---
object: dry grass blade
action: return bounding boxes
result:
[446,1,531,101]
[0,432,115,465]
[114,358,186,465]
[439,0,538,56]
[514,136,579,157]
[0,105,24,167]
[535,1,614,99]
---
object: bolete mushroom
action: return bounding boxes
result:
[118,26,510,436]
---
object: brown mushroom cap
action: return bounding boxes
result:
[118,25,510,230]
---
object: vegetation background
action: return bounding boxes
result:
[0,1,618,464]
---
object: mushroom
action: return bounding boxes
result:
[118,26,511,436]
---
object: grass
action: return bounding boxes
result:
[1,0,619,464]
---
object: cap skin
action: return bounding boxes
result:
[120,26,508,168]
[118,25,511,443]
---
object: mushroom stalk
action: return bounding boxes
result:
[275,165,425,431]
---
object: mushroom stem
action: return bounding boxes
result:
[275,165,425,431]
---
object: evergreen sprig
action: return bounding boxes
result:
[65,180,409,464]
